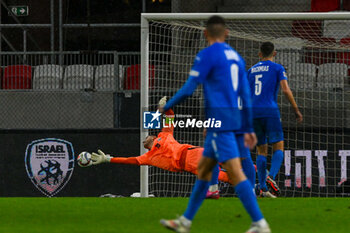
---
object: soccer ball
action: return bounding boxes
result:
[77,151,92,167]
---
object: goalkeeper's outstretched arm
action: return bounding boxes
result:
[91,149,143,166]
[110,157,140,165]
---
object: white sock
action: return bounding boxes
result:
[254,218,268,227]
[180,216,192,227]
[209,184,218,192]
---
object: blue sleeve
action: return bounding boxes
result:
[188,49,213,84]
[278,65,288,82]
[163,76,199,111]
[239,66,254,133]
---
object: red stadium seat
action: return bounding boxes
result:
[311,0,339,12]
[303,37,336,65]
[292,20,322,40]
[337,38,350,65]
[2,65,32,89]
[124,64,155,90]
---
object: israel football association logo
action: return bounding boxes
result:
[25,138,75,197]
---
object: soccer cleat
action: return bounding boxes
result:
[266,176,280,196]
[260,190,277,198]
[206,190,220,199]
[160,218,191,233]
[246,223,271,233]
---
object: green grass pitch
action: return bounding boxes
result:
[0,198,349,233]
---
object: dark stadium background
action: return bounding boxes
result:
[1,0,171,52]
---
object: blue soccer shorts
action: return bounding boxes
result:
[253,117,284,145]
[203,131,240,163]
[235,134,251,159]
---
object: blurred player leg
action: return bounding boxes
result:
[256,144,268,191]
[254,119,276,198]
[269,141,284,178]
[183,157,216,219]
[206,164,220,199]
[221,158,270,233]
[237,134,256,187]
[266,118,284,196]
[214,132,269,232]
[254,118,268,192]
[161,156,217,232]
[242,157,256,187]
[266,141,283,196]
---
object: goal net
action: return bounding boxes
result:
[141,13,350,197]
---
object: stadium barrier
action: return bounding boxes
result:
[0,129,140,197]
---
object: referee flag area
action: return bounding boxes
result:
[0,198,348,233]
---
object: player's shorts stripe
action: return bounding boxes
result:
[211,139,219,159]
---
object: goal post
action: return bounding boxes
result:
[140,12,350,197]
[140,16,149,198]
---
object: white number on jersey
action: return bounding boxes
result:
[255,74,262,95]
[231,64,239,92]
[237,96,243,110]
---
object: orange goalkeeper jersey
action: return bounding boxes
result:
[134,109,231,183]
[136,133,193,172]
[136,109,193,172]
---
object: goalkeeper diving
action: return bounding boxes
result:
[85,97,232,196]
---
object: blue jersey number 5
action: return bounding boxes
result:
[255,74,262,96]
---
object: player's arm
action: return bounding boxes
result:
[91,149,150,166]
[163,50,212,112]
[280,80,303,123]
[110,157,140,165]
[238,64,257,149]
[238,68,253,133]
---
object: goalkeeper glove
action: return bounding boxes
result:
[91,149,112,165]
[158,96,167,108]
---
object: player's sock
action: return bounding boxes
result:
[269,150,284,180]
[183,179,210,220]
[235,179,264,222]
[257,155,268,191]
[242,157,256,187]
[209,164,219,186]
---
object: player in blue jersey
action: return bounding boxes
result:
[248,42,303,198]
[206,62,257,199]
[160,16,270,233]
